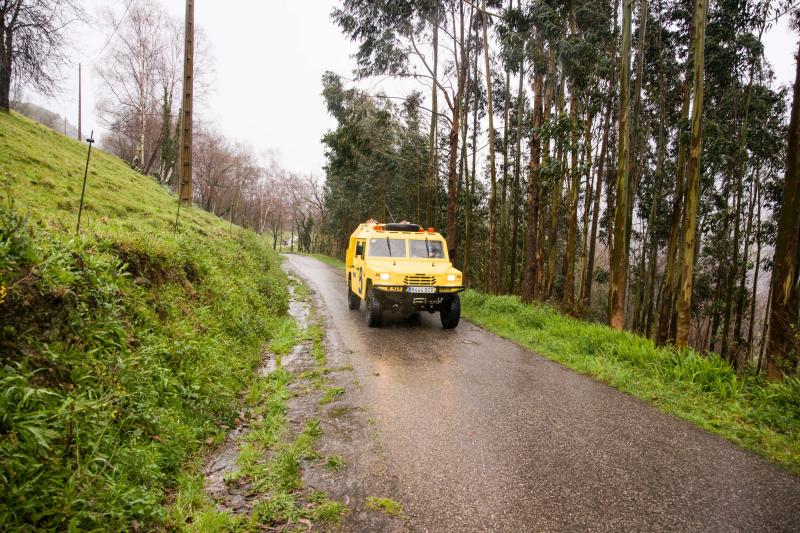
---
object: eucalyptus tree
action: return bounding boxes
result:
[609,0,633,330]
[582,0,620,310]
[559,0,611,312]
[675,0,708,348]
[333,0,479,263]
[765,10,800,379]
[320,72,430,252]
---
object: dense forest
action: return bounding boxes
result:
[318,0,800,379]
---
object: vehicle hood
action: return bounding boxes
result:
[366,258,459,275]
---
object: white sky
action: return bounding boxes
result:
[24,0,800,178]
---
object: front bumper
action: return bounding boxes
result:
[372,285,464,309]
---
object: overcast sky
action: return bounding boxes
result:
[25,0,799,178]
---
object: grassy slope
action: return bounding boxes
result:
[308,253,800,474]
[0,112,291,530]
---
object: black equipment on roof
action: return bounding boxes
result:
[384,223,422,232]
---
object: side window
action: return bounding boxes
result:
[355,241,365,259]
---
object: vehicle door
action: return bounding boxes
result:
[352,239,366,297]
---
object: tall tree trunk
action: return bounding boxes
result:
[625,0,648,263]
[758,282,773,375]
[535,49,556,298]
[427,8,439,228]
[482,0,499,293]
[446,2,468,263]
[726,10,768,362]
[464,21,480,288]
[500,29,511,291]
[458,10,471,272]
[609,0,633,330]
[578,88,596,311]
[656,79,691,345]
[675,0,708,348]
[546,74,566,299]
[0,17,12,112]
[747,176,762,360]
[510,63,525,294]
[446,103,461,259]
[765,38,800,379]
[720,169,738,361]
[522,61,543,303]
[584,90,611,308]
[564,84,581,310]
[644,4,667,337]
[735,178,756,364]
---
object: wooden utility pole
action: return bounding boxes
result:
[78,63,82,142]
[178,0,194,206]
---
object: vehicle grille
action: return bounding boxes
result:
[404,275,436,286]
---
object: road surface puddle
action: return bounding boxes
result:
[201,274,409,530]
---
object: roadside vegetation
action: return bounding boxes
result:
[0,112,290,530]
[167,276,351,530]
[460,291,800,473]
[365,496,403,517]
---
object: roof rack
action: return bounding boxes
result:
[384,223,422,232]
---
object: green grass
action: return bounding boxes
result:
[365,496,403,516]
[325,454,345,471]
[0,111,292,530]
[460,290,800,474]
[320,386,345,405]
[303,252,345,270]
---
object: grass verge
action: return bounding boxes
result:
[170,277,349,529]
[0,111,290,530]
[460,290,800,474]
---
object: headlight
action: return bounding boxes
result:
[379,273,390,281]
[447,274,457,282]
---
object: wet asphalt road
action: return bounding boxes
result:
[283,254,800,532]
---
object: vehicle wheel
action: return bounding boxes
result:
[366,290,382,328]
[348,285,361,310]
[440,294,461,329]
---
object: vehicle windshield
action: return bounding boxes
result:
[409,239,445,259]
[368,238,406,257]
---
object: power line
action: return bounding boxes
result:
[93,0,137,61]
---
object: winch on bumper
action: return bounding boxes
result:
[372,284,464,312]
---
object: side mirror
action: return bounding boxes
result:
[355,242,364,258]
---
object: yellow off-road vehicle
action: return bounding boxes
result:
[345,221,464,328]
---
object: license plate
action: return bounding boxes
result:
[407,286,435,294]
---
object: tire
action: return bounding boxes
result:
[440,294,461,329]
[365,289,382,328]
[348,285,361,310]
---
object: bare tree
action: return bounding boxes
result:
[96,0,169,168]
[95,0,214,174]
[0,0,84,111]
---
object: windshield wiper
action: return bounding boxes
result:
[425,237,434,266]
[386,236,392,257]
